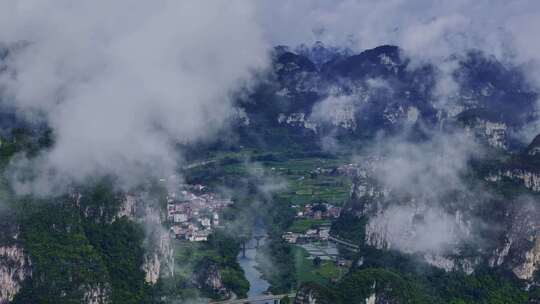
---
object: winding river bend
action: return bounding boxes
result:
[237,222,271,300]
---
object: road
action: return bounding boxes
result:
[183,159,216,170]
[209,293,295,304]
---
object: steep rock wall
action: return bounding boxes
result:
[489,203,540,281]
[0,244,31,304]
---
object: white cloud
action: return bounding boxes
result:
[373,131,480,198]
[256,0,533,61]
[361,131,482,254]
[2,0,540,194]
[0,0,269,194]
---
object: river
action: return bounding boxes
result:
[237,222,271,300]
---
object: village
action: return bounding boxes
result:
[166,183,233,242]
[282,202,341,244]
[281,202,356,270]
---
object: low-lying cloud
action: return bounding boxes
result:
[256,0,538,63]
[366,204,471,254]
[0,1,268,194]
[373,132,481,198]
[2,0,540,195]
[359,131,482,255]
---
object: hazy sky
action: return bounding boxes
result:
[258,0,539,61]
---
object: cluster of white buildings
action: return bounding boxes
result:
[282,225,331,244]
[336,163,360,177]
[167,185,232,242]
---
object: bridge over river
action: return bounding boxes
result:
[210,293,295,304]
[328,235,360,252]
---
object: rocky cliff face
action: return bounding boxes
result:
[81,283,111,304]
[484,134,540,193]
[238,44,537,151]
[294,283,331,304]
[335,144,540,281]
[357,190,479,273]
[0,188,175,303]
[488,169,540,192]
[464,119,508,149]
[194,262,230,299]
[359,291,400,304]
[278,112,318,132]
[117,194,174,285]
[0,243,31,304]
[514,237,540,281]
[0,220,31,304]
[141,211,174,285]
[116,194,137,220]
[488,202,540,281]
